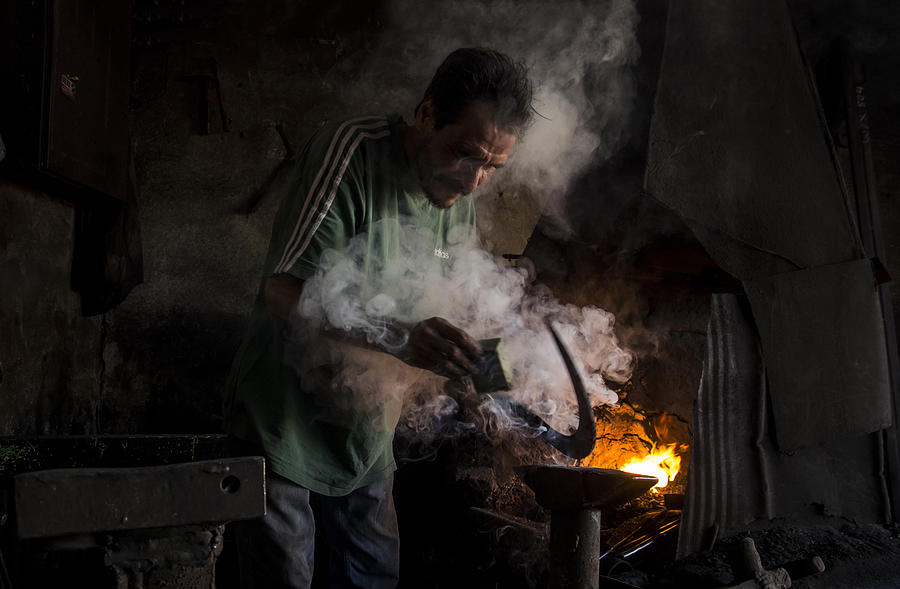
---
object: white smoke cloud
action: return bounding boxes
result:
[340,0,642,239]
[291,218,633,452]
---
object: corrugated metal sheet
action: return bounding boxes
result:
[678,294,888,558]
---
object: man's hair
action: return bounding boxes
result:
[418,47,535,136]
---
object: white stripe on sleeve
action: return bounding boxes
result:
[274,118,387,274]
[278,127,390,275]
[274,118,389,275]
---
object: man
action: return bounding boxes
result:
[224,47,534,588]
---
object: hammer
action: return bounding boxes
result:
[716,537,825,589]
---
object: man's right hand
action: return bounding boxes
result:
[265,276,482,379]
[399,317,483,378]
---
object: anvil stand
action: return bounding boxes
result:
[515,465,658,589]
[0,435,265,588]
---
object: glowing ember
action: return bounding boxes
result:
[620,444,681,489]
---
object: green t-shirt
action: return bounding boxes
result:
[224,114,476,496]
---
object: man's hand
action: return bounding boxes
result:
[264,276,481,379]
[399,317,483,378]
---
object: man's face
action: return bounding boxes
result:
[412,100,517,209]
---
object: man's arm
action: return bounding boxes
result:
[264,273,306,322]
[264,273,482,377]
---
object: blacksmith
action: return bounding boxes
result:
[224,47,535,588]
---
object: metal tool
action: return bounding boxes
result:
[486,318,597,459]
[598,509,680,563]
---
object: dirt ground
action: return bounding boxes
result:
[608,521,900,588]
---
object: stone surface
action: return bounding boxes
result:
[0,184,103,436]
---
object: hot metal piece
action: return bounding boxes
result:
[472,338,512,393]
[485,319,597,459]
[543,319,598,459]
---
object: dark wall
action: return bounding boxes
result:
[101,0,394,433]
[1,0,395,435]
[0,185,103,435]
[789,0,900,327]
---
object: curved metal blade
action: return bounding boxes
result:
[542,318,597,459]
[486,320,597,459]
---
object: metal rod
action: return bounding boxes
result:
[836,37,900,523]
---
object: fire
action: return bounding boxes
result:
[620,444,681,489]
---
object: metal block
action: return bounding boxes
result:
[14,457,265,539]
[515,465,657,510]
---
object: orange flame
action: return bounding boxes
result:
[620,444,681,489]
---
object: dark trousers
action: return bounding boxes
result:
[231,471,400,589]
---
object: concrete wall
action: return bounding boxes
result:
[0,184,103,435]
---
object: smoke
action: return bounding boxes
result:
[506,0,642,224]
[340,0,642,240]
[291,218,633,454]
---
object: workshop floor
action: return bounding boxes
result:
[631,523,900,589]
